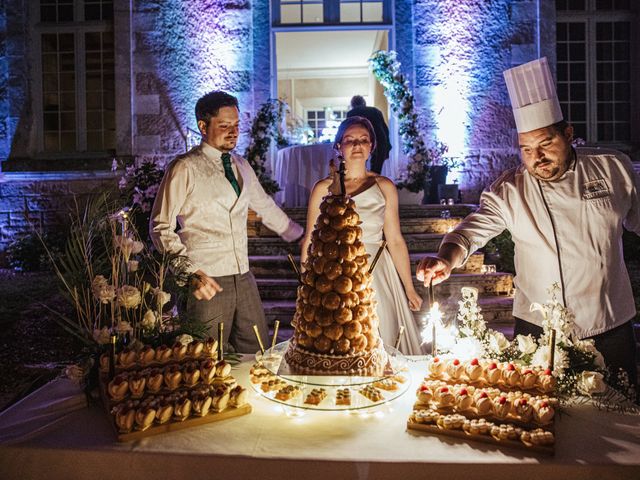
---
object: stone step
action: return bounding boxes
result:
[262,295,515,329]
[248,233,445,256]
[256,272,513,301]
[249,216,464,237]
[249,252,486,278]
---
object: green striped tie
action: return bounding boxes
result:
[221,153,240,197]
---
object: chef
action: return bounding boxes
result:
[416,57,639,391]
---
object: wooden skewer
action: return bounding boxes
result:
[287,253,301,283]
[548,328,556,371]
[394,325,405,350]
[368,240,387,274]
[253,324,265,355]
[271,319,280,350]
[338,157,346,196]
[217,322,224,361]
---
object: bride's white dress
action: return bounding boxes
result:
[353,183,426,355]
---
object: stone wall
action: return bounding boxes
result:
[412,0,556,201]
[0,172,119,251]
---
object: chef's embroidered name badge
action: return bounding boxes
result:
[582,178,610,200]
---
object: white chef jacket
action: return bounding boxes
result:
[150,142,303,277]
[442,148,640,338]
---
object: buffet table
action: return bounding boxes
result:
[1,357,639,480]
[274,143,336,207]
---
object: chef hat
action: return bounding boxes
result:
[503,57,563,133]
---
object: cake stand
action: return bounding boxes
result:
[251,341,411,413]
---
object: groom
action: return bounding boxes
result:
[150,91,303,353]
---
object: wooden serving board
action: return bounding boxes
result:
[407,420,554,456]
[113,403,252,442]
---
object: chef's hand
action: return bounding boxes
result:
[416,256,453,287]
[191,270,223,300]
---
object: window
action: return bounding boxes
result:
[306,108,347,140]
[273,0,391,25]
[556,0,636,146]
[37,0,115,154]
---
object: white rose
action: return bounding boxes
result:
[131,241,144,255]
[516,334,537,355]
[117,285,141,309]
[153,288,171,307]
[489,331,510,352]
[92,275,116,304]
[92,326,111,345]
[176,334,193,346]
[577,371,607,396]
[127,260,139,272]
[141,310,157,330]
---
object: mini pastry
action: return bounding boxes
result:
[211,386,231,411]
[513,397,534,422]
[173,397,192,421]
[183,362,201,386]
[261,378,287,392]
[474,391,493,416]
[204,337,218,358]
[491,423,519,441]
[163,365,183,390]
[117,348,137,368]
[455,388,473,411]
[373,379,399,391]
[392,375,408,384]
[229,386,248,407]
[446,359,464,380]
[128,372,146,398]
[146,368,164,393]
[428,357,445,377]
[533,401,555,424]
[275,385,302,401]
[465,358,483,382]
[502,363,521,387]
[537,368,556,393]
[215,360,232,378]
[438,413,466,430]
[493,395,511,419]
[134,406,156,431]
[484,361,501,384]
[155,344,172,363]
[435,386,455,408]
[187,340,204,358]
[172,342,188,361]
[200,358,217,384]
[336,388,351,406]
[412,409,440,424]
[520,369,538,389]
[359,385,383,402]
[138,345,156,365]
[192,393,212,417]
[108,374,129,401]
[155,398,174,424]
[304,388,327,405]
[416,384,433,405]
[114,404,135,433]
[521,428,555,446]
[463,418,492,435]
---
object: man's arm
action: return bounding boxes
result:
[245,159,303,241]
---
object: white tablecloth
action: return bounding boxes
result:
[274,143,336,207]
[1,358,639,480]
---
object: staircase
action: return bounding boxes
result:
[248,204,516,341]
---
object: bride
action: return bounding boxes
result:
[300,116,425,354]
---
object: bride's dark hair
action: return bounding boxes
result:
[333,116,377,152]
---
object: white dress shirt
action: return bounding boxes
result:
[442,148,640,338]
[150,142,303,277]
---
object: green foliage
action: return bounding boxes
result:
[6,230,66,272]
[483,230,515,274]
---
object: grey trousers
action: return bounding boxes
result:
[186,271,268,354]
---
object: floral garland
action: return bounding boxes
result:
[369,50,447,193]
[454,284,636,407]
[244,99,288,196]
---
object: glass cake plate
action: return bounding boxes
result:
[251,341,411,411]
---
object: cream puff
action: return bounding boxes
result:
[484,361,501,384]
[446,359,465,380]
[520,368,538,389]
[435,386,455,408]
[455,387,473,411]
[138,345,156,365]
[465,358,483,382]
[474,391,493,416]
[416,384,433,405]
[128,372,146,398]
[108,374,129,401]
[493,395,511,419]
[513,397,534,422]
[502,363,521,387]
[155,344,172,363]
[134,405,156,431]
[146,368,164,393]
[428,357,445,377]
[533,400,555,424]
[114,404,135,433]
